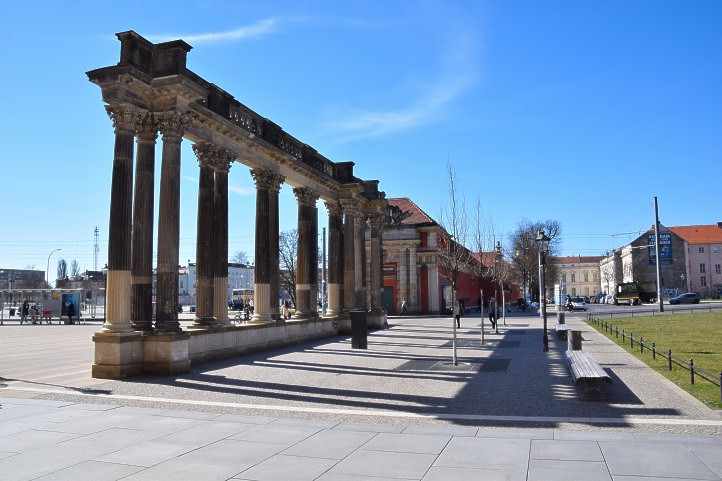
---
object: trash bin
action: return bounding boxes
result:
[557,311,565,324]
[569,330,583,351]
[351,310,368,349]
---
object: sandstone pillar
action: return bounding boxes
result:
[367,212,387,328]
[193,143,217,327]
[213,157,233,325]
[251,169,284,322]
[155,114,186,333]
[92,105,143,379]
[293,188,319,319]
[354,212,368,310]
[342,202,357,312]
[324,201,343,318]
[130,114,157,331]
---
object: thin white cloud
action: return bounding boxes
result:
[182,175,198,184]
[325,30,479,143]
[229,185,254,196]
[150,18,279,44]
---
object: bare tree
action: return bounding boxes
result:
[509,219,561,302]
[279,229,298,308]
[469,199,501,341]
[70,259,80,278]
[231,250,250,265]
[56,259,67,281]
[436,164,473,364]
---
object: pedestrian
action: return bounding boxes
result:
[66,301,75,325]
[456,300,465,328]
[400,298,408,314]
[21,300,29,325]
[453,298,461,328]
[488,299,497,331]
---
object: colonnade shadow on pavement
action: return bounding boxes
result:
[89,313,715,427]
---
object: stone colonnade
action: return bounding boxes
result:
[94,106,387,378]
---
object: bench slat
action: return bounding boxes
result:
[566,351,610,383]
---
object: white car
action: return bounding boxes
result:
[567,297,587,311]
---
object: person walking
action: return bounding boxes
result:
[488,299,497,331]
[21,300,29,325]
[400,298,408,315]
[66,300,75,325]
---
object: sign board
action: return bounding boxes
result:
[382,263,397,279]
[648,233,672,265]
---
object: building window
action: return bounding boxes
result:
[571,273,576,283]
[698,246,705,253]
[562,273,566,283]
[712,246,721,254]
[701,276,707,287]
[572,288,576,296]
[716,264,721,274]
[700,263,706,273]
[584,272,589,282]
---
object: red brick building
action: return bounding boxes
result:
[378,198,519,314]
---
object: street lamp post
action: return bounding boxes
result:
[536,230,551,352]
[495,241,506,327]
[46,248,62,288]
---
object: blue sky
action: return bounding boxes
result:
[1,1,720,281]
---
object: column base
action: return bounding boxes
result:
[367,309,388,330]
[92,331,144,379]
[143,332,191,376]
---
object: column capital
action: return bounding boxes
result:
[324,200,343,217]
[368,211,385,231]
[158,111,191,142]
[340,199,363,218]
[105,104,140,134]
[293,187,319,207]
[251,168,284,193]
[134,112,158,142]
[193,142,236,171]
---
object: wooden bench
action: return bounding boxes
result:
[554,323,569,340]
[565,350,611,400]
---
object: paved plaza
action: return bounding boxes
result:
[1,314,722,479]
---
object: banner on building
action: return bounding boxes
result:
[648,233,672,265]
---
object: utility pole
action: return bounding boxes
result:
[93,226,100,271]
[653,196,664,312]
[322,226,327,315]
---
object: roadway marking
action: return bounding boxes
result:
[4,386,722,427]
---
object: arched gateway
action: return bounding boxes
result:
[88,31,388,379]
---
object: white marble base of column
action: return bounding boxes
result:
[323,283,342,318]
[103,270,133,332]
[251,283,274,323]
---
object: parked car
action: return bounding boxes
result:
[669,292,701,305]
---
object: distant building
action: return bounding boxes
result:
[670,223,722,297]
[599,225,687,299]
[177,262,254,306]
[380,198,519,314]
[0,268,46,290]
[551,256,603,298]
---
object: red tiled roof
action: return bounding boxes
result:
[670,225,722,245]
[387,198,436,226]
[551,255,604,264]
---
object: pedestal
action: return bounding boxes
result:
[92,331,144,379]
[143,332,191,375]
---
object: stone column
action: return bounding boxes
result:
[341,202,357,312]
[193,143,217,327]
[354,212,368,310]
[92,105,144,380]
[130,113,157,332]
[251,169,284,322]
[155,113,186,333]
[324,201,343,318]
[368,213,384,312]
[101,105,136,333]
[293,188,319,319]
[213,155,233,325]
